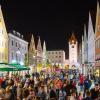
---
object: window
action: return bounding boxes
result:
[19,44,21,48]
[2,41,3,47]
[59,56,61,58]
[97,25,100,32]
[5,53,7,60]
[0,29,2,34]
[59,52,61,54]
[52,52,54,54]
[98,39,99,48]
[56,56,58,58]
[2,30,3,34]
[2,53,4,60]
[16,54,17,61]
[22,46,23,49]
[99,39,100,48]
[96,41,97,48]
[16,42,17,47]
[24,46,26,50]
[59,60,61,63]
[12,52,14,59]
[56,52,57,54]
[0,28,3,34]
[3,41,5,47]
[12,40,14,46]
[5,42,7,48]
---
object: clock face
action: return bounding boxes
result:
[72,45,74,48]
[72,40,74,43]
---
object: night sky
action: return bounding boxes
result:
[0,0,98,58]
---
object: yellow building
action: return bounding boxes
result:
[95,2,100,77]
[0,6,8,63]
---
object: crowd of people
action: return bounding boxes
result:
[0,71,100,100]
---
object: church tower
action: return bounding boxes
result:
[42,41,47,67]
[29,34,36,66]
[69,33,78,69]
[36,36,43,65]
[0,6,8,63]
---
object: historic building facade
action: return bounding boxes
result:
[36,37,43,66]
[88,12,95,67]
[47,50,65,67]
[95,2,100,76]
[8,30,28,65]
[0,6,8,63]
[69,33,78,69]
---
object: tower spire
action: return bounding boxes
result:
[43,41,47,67]
[69,33,77,44]
[88,12,94,40]
[88,11,95,63]
[28,34,36,66]
[43,41,46,53]
[37,36,42,52]
[29,34,36,53]
[84,24,88,62]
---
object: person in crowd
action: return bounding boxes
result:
[5,86,12,100]
[1,77,7,89]
[79,74,84,91]
[84,78,91,97]
[83,90,92,100]
[49,85,57,100]
[90,83,100,100]
[78,92,83,100]
[17,83,23,100]
[70,89,77,100]
[27,89,36,100]
[40,86,47,100]
[22,88,29,100]
[0,87,5,99]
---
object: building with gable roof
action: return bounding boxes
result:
[0,6,8,63]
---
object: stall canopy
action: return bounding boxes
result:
[0,63,18,71]
[9,63,30,71]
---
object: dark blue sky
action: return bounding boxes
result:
[0,0,98,57]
